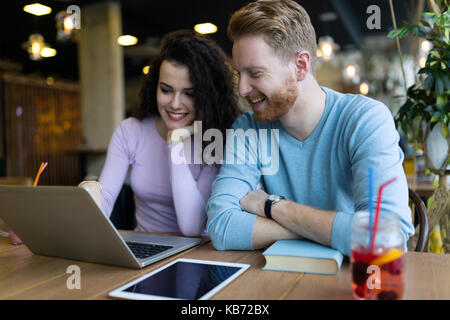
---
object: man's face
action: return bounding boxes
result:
[232,35,298,123]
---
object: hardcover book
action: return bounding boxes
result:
[262,239,344,275]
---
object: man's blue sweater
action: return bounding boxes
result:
[206,87,415,256]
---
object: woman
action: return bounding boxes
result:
[80,30,239,236]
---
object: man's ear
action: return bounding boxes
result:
[294,51,310,81]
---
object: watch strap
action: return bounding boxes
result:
[264,195,285,219]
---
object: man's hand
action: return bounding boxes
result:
[240,189,268,217]
[167,125,195,145]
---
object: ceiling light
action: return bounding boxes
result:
[40,47,57,58]
[118,35,138,46]
[345,64,356,79]
[343,63,360,83]
[56,10,78,42]
[317,36,339,61]
[359,82,369,95]
[22,33,46,61]
[142,65,150,75]
[23,3,52,16]
[194,23,217,34]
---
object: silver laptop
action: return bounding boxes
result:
[0,185,201,269]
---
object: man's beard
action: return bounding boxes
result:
[252,76,298,123]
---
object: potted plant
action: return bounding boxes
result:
[388,0,449,252]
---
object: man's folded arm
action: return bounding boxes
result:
[206,173,258,251]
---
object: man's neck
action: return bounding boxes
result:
[279,76,327,142]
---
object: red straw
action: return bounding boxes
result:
[369,177,398,254]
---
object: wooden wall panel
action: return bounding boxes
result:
[1,74,82,186]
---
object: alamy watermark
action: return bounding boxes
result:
[366,5,381,30]
[170,121,280,176]
[67,5,81,30]
[66,265,81,290]
[366,265,381,289]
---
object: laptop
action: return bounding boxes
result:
[0,185,201,269]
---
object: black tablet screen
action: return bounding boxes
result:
[124,261,242,299]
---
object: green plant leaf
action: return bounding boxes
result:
[387,28,402,38]
[399,27,410,39]
[430,50,441,59]
[443,75,450,88]
[441,123,449,139]
[436,77,444,95]
[425,105,435,113]
[425,75,435,90]
[437,96,446,107]
[391,8,450,141]
[431,111,442,122]
[445,101,450,112]
[420,19,431,28]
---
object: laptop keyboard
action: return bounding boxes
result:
[126,242,173,259]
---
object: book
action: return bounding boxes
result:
[262,239,344,275]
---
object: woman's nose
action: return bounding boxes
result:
[169,93,183,110]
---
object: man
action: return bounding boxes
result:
[206,0,414,256]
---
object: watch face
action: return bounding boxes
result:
[268,195,278,201]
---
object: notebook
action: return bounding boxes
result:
[262,239,344,275]
[0,185,201,269]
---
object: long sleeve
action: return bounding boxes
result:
[206,115,261,250]
[99,118,138,217]
[168,141,219,236]
[331,102,415,256]
[206,89,415,256]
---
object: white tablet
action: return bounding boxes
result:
[109,258,250,300]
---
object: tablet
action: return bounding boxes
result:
[108,258,250,300]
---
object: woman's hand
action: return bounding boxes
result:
[167,125,195,145]
[240,189,268,217]
[78,181,103,208]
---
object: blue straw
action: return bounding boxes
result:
[368,166,374,246]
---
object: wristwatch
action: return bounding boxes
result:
[264,195,285,219]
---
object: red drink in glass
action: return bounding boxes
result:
[351,245,404,300]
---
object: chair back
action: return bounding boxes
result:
[408,188,429,252]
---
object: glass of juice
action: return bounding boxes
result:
[350,211,405,300]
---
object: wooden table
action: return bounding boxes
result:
[0,235,449,300]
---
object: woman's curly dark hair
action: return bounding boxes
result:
[134,30,240,154]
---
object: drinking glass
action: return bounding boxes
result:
[350,211,405,300]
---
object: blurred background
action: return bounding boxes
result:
[0,0,433,186]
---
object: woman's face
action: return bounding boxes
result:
[157,60,196,130]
